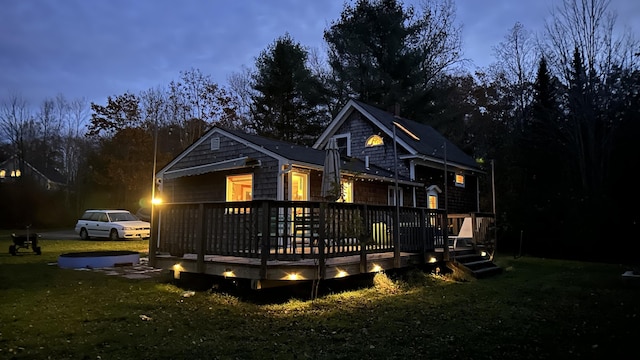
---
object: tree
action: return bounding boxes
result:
[324,0,462,122]
[88,93,142,137]
[167,68,238,148]
[490,22,538,132]
[250,34,329,144]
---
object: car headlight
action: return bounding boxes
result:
[123,226,133,230]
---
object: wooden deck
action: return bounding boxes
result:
[149,200,495,289]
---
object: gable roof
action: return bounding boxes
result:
[313,99,480,171]
[157,126,418,185]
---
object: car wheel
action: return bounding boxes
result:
[109,229,120,241]
[79,228,90,240]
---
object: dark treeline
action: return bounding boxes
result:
[1,0,638,262]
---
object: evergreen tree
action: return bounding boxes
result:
[250,34,328,145]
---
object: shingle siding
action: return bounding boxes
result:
[162,133,281,203]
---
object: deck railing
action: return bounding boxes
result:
[153,200,449,262]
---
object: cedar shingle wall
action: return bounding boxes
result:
[161,133,280,203]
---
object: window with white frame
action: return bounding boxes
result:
[388,185,403,206]
[290,171,309,201]
[333,134,351,157]
[226,174,253,201]
[426,185,441,209]
[337,178,353,203]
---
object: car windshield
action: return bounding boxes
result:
[107,212,138,222]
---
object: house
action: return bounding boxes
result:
[156,99,482,212]
[0,155,66,191]
[151,100,497,288]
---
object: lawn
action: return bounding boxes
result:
[1,235,639,359]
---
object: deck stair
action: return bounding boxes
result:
[449,251,502,279]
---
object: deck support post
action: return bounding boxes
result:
[196,203,205,273]
[259,201,269,279]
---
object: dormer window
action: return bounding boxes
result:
[333,134,350,157]
[365,134,384,147]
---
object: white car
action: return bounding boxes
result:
[74,210,150,240]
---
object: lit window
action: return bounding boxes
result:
[365,135,384,147]
[455,174,465,188]
[290,172,308,201]
[226,174,253,201]
[426,185,441,209]
[338,179,353,203]
[11,170,21,177]
[0,169,5,178]
[428,195,438,209]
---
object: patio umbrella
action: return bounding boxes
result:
[321,138,342,201]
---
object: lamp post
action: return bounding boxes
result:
[392,124,400,266]
[149,119,159,267]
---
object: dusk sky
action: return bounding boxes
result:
[1,0,639,108]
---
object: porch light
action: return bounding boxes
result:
[152,197,163,205]
[371,264,382,273]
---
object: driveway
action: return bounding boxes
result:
[38,229,78,240]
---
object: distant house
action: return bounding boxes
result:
[0,155,66,191]
[156,99,482,213]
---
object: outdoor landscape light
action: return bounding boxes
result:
[336,269,348,278]
[371,264,382,273]
[223,269,235,278]
[285,273,301,280]
[172,263,184,279]
[428,256,437,263]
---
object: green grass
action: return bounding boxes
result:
[1,237,639,359]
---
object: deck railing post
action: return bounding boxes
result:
[420,208,427,264]
[196,203,205,273]
[318,203,326,279]
[149,205,159,267]
[393,207,400,268]
[443,212,450,261]
[359,204,368,274]
[259,201,269,279]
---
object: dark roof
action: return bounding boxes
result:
[352,100,479,170]
[224,129,405,181]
